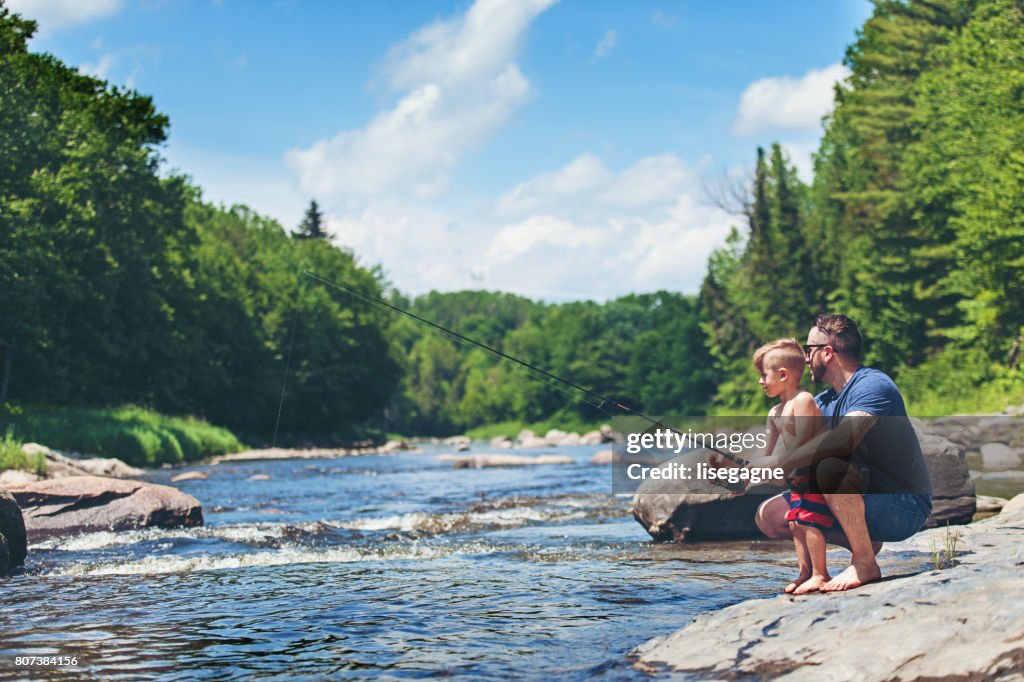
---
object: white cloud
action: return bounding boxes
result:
[495,154,612,216]
[485,215,608,266]
[496,153,697,217]
[593,30,618,60]
[475,153,733,300]
[733,62,849,136]
[299,151,734,301]
[162,143,308,234]
[780,141,818,184]
[6,0,124,34]
[326,200,490,293]
[285,0,557,202]
[80,53,117,80]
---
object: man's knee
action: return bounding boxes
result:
[817,457,865,495]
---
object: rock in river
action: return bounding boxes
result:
[440,453,573,468]
[7,475,203,540]
[0,489,28,574]
[631,421,976,541]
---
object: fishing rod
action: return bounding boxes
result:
[302,270,752,471]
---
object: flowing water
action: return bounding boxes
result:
[0,444,934,680]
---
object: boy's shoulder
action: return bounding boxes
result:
[782,391,820,417]
[792,391,817,405]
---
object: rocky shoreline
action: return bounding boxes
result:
[631,493,1024,679]
[0,444,204,573]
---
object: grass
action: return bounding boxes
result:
[906,380,1024,416]
[0,404,244,468]
[899,348,1024,415]
[0,428,46,475]
[931,523,963,570]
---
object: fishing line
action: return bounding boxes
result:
[301,270,751,470]
[272,278,304,449]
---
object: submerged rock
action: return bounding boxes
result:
[980,442,1022,468]
[631,422,976,541]
[442,454,573,468]
[170,471,208,482]
[631,495,1024,679]
[8,475,203,540]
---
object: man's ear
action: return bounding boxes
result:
[778,367,788,381]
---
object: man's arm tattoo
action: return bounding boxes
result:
[845,410,878,448]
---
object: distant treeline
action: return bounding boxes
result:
[1,0,1021,442]
[387,291,714,435]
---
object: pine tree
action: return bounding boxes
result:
[816,0,974,370]
[295,199,330,239]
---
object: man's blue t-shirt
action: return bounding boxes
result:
[814,367,932,497]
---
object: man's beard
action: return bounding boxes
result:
[810,360,826,383]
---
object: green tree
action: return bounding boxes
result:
[906,0,1024,357]
[0,5,196,409]
[295,199,330,240]
[815,0,974,370]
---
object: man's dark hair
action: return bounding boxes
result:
[815,314,862,361]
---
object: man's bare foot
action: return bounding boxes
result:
[784,571,810,593]
[819,561,881,592]
[793,573,830,595]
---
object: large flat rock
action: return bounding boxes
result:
[631,495,1024,679]
[8,475,203,540]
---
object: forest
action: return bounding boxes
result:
[1,0,1022,446]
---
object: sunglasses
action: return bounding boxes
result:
[802,344,830,356]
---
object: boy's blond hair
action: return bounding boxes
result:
[753,338,805,375]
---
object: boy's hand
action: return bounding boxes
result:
[707,451,741,469]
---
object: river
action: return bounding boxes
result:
[0,443,822,679]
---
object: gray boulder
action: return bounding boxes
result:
[631,496,1024,679]
[631,423,975,541]
[0,489,27,573]
[8,475,203,540]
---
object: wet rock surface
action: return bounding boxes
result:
[0,489,27,573]
[631,494,1024,679]
[7,475,203,540]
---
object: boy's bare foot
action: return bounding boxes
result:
[819,561,881,592]
[784,571,811,594]
[793,573,830,595]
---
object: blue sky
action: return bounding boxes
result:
[11,0,873,301]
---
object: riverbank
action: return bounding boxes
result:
[1,404,242,466]
[631,493,1024,679]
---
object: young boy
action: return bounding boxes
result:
[754,338,831,594]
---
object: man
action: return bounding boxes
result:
[755,314,933,591]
